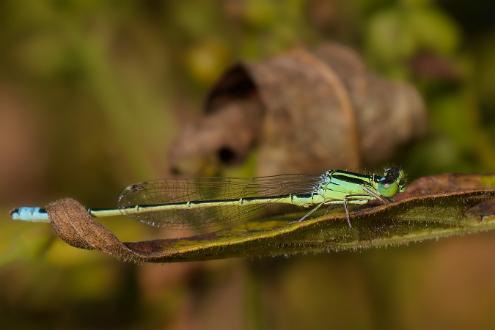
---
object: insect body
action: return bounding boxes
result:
[11,168,406,229]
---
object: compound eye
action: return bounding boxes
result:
[378,182,399,198]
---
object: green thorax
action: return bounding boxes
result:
[317,168,405,201]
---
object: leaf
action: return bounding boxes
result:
[170,43,426,177]
[45,174,495,263]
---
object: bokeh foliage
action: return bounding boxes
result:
[1,0,494,328]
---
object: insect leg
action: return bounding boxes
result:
[362,186,390,204]
[327,194,374,228]
[297,201,325,222]
[343,197,352,228]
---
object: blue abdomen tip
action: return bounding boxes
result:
[10,207,49,222]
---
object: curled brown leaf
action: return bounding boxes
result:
[45,174,495,263]
[169,42,427,176]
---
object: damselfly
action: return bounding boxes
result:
[10,168,406,229]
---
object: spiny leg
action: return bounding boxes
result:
[362,186,390,204]
[343,197,352,228]
[334,194,374,229]
[297,201,325,222]
[298,193,374,226]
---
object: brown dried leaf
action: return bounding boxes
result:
[45,174,495,263]
[170,42,427,176]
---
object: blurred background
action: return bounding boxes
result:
[1,0,495,329]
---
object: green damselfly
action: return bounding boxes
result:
[10,168,406,228]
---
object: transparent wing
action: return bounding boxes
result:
[117,175,322,229]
